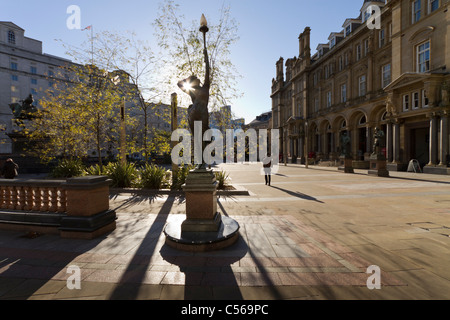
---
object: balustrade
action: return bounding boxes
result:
[0,180,67,214]
[0,176,116,239]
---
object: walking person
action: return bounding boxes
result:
[262,155,272,186]
[2,158,19,179]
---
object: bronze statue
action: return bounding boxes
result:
[177,15,211,170]
[9,94,38,123]
[372,127,385,156]
[340,131,351,157]
[177,49,211,139]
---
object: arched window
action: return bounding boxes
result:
[359,115,367,125]
[7,30,16,44]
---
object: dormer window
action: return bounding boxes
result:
[345,25,351,37]
[330,38,336,49]
[363,10,371,23]
[7,30,15,44]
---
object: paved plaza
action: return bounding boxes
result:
[0,163,450,300]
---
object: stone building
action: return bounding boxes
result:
[271,0,449,174]
[245,111,272,131]
[0,21,73,154]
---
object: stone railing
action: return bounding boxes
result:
[0,176,116,239]
[0,179,67,213]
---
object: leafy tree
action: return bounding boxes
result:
[24,64,126,168]
[154,0,242,115]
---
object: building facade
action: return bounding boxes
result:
[271,0,449,174]
[0,21,74,154]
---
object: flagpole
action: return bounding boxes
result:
[91,25,94,65]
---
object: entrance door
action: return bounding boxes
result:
[411,127,429,168]
[358,127,366,160]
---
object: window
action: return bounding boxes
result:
[417,41,430,73]
[363,10,371,23]
[31,88,38,95]
[359,116,367,125]
[31,66,37,75]
[356,44,362,61]
[345,53,349,66]
[11,85,18,92]
[345,25,351,37]
[341,84,347,103]
[7,30,15,44]
[359,75,367,97]
[10,62,18,70]
[379,29,385,48]
[314,98,319,112]
[313,73,318,86]
[11,75,18,81]
[412,0,422,23]
[421,90,429,107]
[364,39,370,56]
[412,92,420,109]
[403,94,410,111]
[429,0,439,13]
[382,64,391,88]
[327,91,332,107]
[330,38,336,49]
[31,79,38,85]
[339,56,343,71]
[325,65,329,79]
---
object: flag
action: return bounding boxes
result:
[81,25,92,31]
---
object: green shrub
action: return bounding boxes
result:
[105,162,139,188]
[51,158,86,178]
[215,170,230,190]
[84,164,106,176]
[139,164,170,190]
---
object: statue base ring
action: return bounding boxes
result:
[164,215,240,252]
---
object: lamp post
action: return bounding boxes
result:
[305,121,309,168]
[200,14,209,49]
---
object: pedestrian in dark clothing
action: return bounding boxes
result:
[2,159,19,179]
[263,156,272,186]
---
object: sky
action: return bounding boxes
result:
[1,0,367,124]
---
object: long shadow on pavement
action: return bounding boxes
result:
[269,185,324,203]
[108,195,176,300]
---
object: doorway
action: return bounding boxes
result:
[411,127,429,168]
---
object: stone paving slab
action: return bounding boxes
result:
[1,164,450,300]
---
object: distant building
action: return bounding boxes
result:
[271,0,450,173]
[0,21,74,154]
[209,105,243,131]
[246,111,272,131]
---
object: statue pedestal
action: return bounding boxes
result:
[368,154,390,177]
[338,156,354,173]
[164,169,240,252]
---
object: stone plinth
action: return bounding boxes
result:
[182,169,220,232]
[164,169,240,252]
[368,154,390,177]
[60,176,117,239]
[338,156,354,173]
